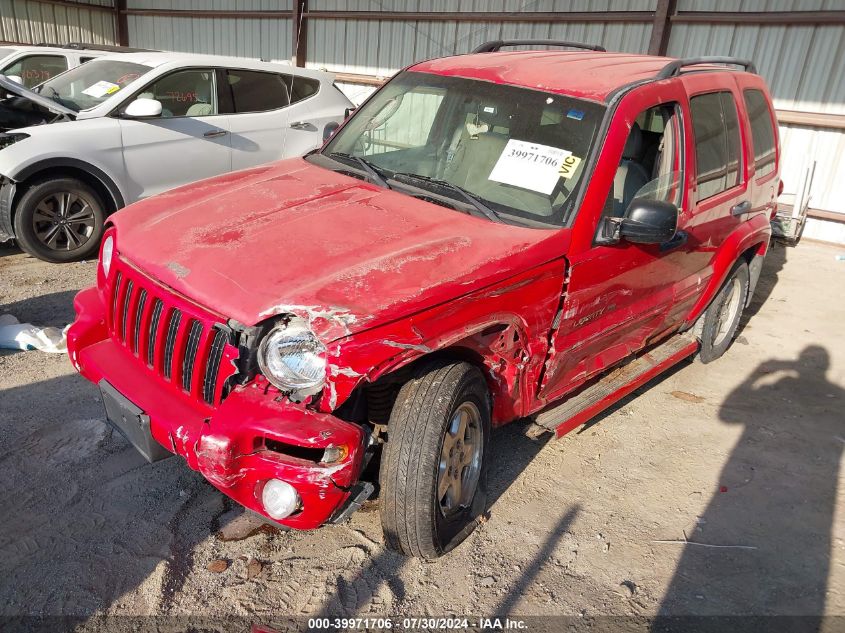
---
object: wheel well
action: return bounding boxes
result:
[334,347,491,427]
[740,241,766,264]
[13,166,120,219]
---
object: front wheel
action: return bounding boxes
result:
[379,361,490,559]
[13,177,106,263]
[697,261,749,363]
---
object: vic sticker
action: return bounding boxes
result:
[558,155,583,180]
[489,139,571,195]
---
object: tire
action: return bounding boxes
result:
[380,361,490,559]
[697,261,750,364]
[13,177,106,263]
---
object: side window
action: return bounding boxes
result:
[603,102,684,218]
[138,69,216,118]
[690,91,743,202]
[1,55,68,88]
[283,75,320,104]
[226,69,289,113]
[721,92,742,190]
[743,89,777,178]
[80,56,97,64]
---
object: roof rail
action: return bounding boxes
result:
[35,42,154,53]
[657,56,757,80]
[473,39,606,53]
[66,42,156,53]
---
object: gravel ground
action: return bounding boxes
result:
[0,238,843,624]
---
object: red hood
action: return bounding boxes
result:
[112,158,569,341]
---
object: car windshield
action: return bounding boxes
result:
[34,59,152,112]
[321,71,605,227]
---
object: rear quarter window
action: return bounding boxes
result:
[226,69,289,113]
[743,88,777,178]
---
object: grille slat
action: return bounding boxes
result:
[147,299,164,367]
[106,260,237,407]
[120,280,134,343]
[132,289,148,355]
[181,320,203,392]
[163,310,182,380]
[203,328,229,405]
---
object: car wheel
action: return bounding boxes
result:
[13,177,105,263]
[697,261,749,364]
[380,360,490,559]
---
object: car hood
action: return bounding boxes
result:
[112,158,567,341]
[0,75,76,117]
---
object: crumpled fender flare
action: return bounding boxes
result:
[683,219,769,329]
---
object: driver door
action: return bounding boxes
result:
[540,86,696,402]
[118,67,231,202]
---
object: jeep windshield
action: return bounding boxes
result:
[34,59,151,112]
[316,71,605,227]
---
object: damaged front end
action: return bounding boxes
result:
[67,238,373,529]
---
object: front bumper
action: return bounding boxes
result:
[68,286,368,529]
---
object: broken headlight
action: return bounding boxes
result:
[258,318,327,396]
[0,133,29,151]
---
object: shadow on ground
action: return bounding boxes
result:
[656,345,843,624]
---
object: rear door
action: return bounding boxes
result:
[220,68,331,169]
[676,74,751,292]
[118,67,231,201]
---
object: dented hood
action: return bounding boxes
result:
[112,158,568,341]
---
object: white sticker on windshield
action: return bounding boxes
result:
[488,139,571,195]
[81,80,120,98]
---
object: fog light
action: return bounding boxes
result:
[261,479,300,520]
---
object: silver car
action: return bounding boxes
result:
[0,51,353,262]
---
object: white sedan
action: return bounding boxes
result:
[0,51,353,262]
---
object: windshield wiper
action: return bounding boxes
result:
[325,152,390,189]
[391,172,503,223]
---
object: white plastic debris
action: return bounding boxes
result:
[0,314,68,353]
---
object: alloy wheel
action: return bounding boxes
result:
[437,401,483,516]
[31,191,96,252]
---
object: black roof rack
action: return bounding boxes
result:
[473,39,606,54]
[657,56,757,79]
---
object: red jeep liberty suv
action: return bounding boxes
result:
[68,41,780,559]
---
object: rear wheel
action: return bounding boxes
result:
[379,361,490,559]
[697,261,749,363]
[13,177,105,263]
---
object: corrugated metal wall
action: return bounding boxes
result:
[306,0,655,76]
[0,0,116,45]
[126,1,293,63]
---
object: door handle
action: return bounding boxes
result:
[731,200,752,216]
[659,230,688,252]
[203,129,228,138]
[290,121,316,131]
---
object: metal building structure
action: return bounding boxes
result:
[1,0,843,243]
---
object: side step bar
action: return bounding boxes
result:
[530,334,699,439]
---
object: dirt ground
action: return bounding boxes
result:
[0,238,843,625]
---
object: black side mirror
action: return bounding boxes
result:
[619,198,678,244]
[344,107,356,119]
[323,121,340,141]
